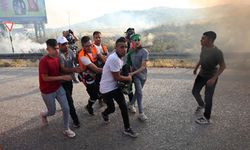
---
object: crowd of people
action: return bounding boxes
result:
[38,28,225,138]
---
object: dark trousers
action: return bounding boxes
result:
[102,88,130,129]
[192,75,218,120]
[86,82,100,106]
[62,81,79,125]
[121,64,134,102]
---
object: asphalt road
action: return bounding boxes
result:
[0,67,249,150]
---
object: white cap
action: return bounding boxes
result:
[57,36,68,44]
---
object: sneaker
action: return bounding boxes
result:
[195,106,204,114]
[128,104,136,113]
[138,113,148,121]
[73,123,80,128]
[123,128,138,138]
[101,112,110,123]
[40,112,48,125]
[63,129,76,138]
[195,116,210,125]
[85,104,94,115]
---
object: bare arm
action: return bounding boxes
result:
[41,74,72,82]
[112,72,132,82]
[72,33,79,42]
[207,62,226,86]
[86,63,102,74]
[97,53,107,64]
[60,64,82,73]
[193,60,201,75]
[131,60,147,76]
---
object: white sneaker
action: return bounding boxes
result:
[128,104,136,113]
[138,113,148,121]
[195,116,210,125]
[63,129,76,138]
[40,112,48,125]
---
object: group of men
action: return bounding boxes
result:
[38,28,149,138]
[38,28,225,139]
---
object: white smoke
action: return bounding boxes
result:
[0,33,46,54]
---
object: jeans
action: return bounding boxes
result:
[62,81,79,125]
[192,75,218,120]
[41,86,70,129]
[102,88,130,129]
[130,76,146,114]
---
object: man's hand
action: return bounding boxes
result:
[207,78,216,87]
[129,72,135,77]
[61,75,73,81]
[73,67,82,73]
[127,74,132,81]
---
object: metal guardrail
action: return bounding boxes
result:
[0,53,44,59]
[0,53,194,60]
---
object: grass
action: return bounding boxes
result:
[0,59,38,67]
[148,59,195,68]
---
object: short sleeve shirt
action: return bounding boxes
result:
[100,52,123,94]
[199,46,225,78]
[39,55,61,94]
[131,47,149,80]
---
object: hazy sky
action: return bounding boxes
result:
[44,0,246,28]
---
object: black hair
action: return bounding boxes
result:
[93,31,101,36]
[115,37,126,46]
[81,36,91,45]
[203,31,217,42]
[46,39,57,47]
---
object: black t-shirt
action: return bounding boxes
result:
[199,46,225,78]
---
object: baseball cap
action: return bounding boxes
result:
[131,34,141,41]
[57,36,68,44]
[125,28,135,33]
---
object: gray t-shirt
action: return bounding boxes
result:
[199,46,225,78]
[131,47,149,80]
[59,48,75,69]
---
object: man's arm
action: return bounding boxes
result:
[86,63,103,74]
[207,61,226,86]
[193,60,201,75]
[60,64,82,73]
[41,74,72,82]
[97,53,107,64]
[131,60,147,76]
[112,72,132,82]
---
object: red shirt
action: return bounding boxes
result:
[39,55,61,94]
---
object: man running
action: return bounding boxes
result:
[39,39,76,138]
[100,37,138,138]
[58,36,81,128]
[78,36,103,115]
[127,34,149,121]
[192,31,226,125]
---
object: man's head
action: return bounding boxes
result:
[131,34,141,49]
[125,28,135,40]
[115,37,127,57]
[201,31,217,47]
[46,39,59,57]
[93,31,102,46]
[57,36,68,52]
[62,31,68,37]
[81,36,93,53]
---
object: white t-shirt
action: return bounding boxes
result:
[95,45,103,54]
[100,52,123,94]
[94,44,109,55]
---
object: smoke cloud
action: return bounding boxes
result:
[0,33,46,54]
